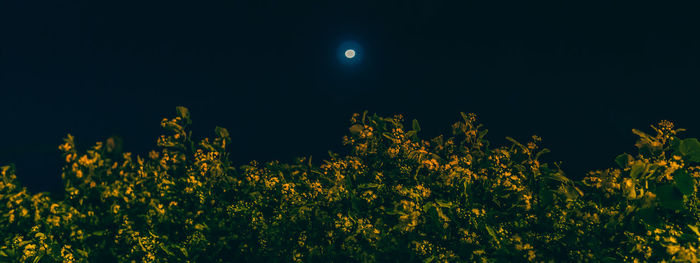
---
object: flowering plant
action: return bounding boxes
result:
[1,107,699,262]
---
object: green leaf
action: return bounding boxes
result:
[75,249,88,257]
[215,126,229,138]
[485,224,500,247]
[385,209,403,216]
[535,148,550,161]
[680,138,700,162]
[460,112,469,122]
[412,119,421,132]
[382,133,396,142]
[328,151,339,160]
[673,170,695,195]
[406,130,417,139]
[160,243,175,256]
[632,129,653,141]
[436,206,450,222]
[358,183,380,189]
[570,185,584,198]
[539,189,554,208]
[688,224,700,237]
[176,106,191,124]
[478,129,489,140]
[630,160,647,179]
[435,199,453,208]
[249,191,262,200]
[614,153,632,169]
[656,184,684,211]
[558,184,581,202]
[635,206,661,227]
[422,202,434,213]
[351,197,360,211]
[543,170,571,184]
[671,136,681,150]
[505,137,526,150]
[622,178,637,200]
[349,124,364,135]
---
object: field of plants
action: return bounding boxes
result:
[1,106,700,262]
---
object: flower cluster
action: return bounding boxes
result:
[1,107,700,262]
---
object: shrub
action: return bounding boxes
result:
[1,107,699,262]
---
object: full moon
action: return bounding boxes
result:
[338,41,362,65]
[344,49,356,59]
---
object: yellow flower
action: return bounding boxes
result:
[667,245,681,255]
[78,155,92,166]
[112,204,120,214]
[19,208,28,218]
[471,208,481,216]
[527,250,536,261]
[154,203,165,214]
[47,216,60,227]
[669,161,681,171]
[664,236,678,244]
[22,243,37,260]
[61,245,75,263]
[50,203,60,214]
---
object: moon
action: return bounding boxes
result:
[337,41,362,66]
[344,49,356,59]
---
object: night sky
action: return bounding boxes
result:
[2,1,700,194]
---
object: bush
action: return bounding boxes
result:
[1,107,699,262]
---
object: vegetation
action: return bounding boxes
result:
[1,106,700,262]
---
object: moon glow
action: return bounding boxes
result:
[345,49,356,59]
[337,40,362,66]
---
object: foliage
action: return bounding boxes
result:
[1,107,699,262]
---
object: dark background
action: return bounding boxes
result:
[1,1,699,194]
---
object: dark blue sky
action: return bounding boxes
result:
[2,0,700,193]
